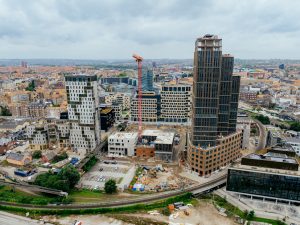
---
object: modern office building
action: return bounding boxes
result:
[160,84,192,123]
[130,91,160,123]
[227,148,300,203]
[65,74,100,156]
[142,68,154,91]
[188,34,242,176]
[100,107,115,131]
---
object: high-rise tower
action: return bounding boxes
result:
[65,74,100,156]
[188,34,242,176]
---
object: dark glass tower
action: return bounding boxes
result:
[191,34,240,148]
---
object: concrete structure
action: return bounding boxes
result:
[227,148,300,203]
[104,93,131,110]
[108,132,138,156]
[65,74,100,155]
[285,137,300,156]
[130,91,160,123]
[141,129,175,161]
[26,123,49,151]
[160,84,192,123]
[188,34,242,176]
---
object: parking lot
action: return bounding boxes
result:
[78,159,136,191]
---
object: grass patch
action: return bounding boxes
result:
[209,194,287,225]
[0,185,70,205]
[69,189,104,198]
[0,193,193,216]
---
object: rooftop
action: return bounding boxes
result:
[142,129,175,145]
[245,153,297,164]
[109,132,138,140]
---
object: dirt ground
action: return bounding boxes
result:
[44,215,133,225]
[130,201,238,225]
[44,200,238,225]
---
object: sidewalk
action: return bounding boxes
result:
[215,189,300,225]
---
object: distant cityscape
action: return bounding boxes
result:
[1,34,300,225]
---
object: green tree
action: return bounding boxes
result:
[0,106,12,116]
[60,164,80,189]
[34,165,80,192]
[32,150,42,159]
[104,179,117,194]
[290,122,300,132]
[255,114,270,125]
[247,210,255,220]
[25,80,35,91]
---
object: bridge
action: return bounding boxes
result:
[0,180,68,197]
[0,173,227,209]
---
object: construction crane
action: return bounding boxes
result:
[132,53,143,142]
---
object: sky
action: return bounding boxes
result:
[0,0,300,59]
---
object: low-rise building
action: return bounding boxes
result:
[108,132,138,156]
[227,147,300,203]
[6,152,32,166]
[141,130,175,161]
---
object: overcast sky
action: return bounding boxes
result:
[0,0,300,59]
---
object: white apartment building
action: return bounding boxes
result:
[26,123,49,151]
[131,92,158,123]
[108,132,138,156]
[65,75,100,156]
[104,93,131,110]
[111,102,122,122]
[160,84,192,123]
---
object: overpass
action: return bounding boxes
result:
[0,180,68,197]
[0,173,227,209]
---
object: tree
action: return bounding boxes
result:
[104,179,117,194]
[34,164,80,192]
[25,80,35,91]
[290,122,300,132]
[32,150,42,159]
[60,164,80,189]
[255,114,270,125]
[0,106,12,116]
[247,210,255,220]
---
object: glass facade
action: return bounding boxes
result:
[191,35,240,148]
[227,169,300,201]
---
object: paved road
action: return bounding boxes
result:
[0,211,53,225]
[254,119,267,151]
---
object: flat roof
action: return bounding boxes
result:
[285,137,300,144]
[109,132,138,140]
[231,162,300,177]
[142,129,175,145]
[245,153,297,164]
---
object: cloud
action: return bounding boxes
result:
[0,0,299,59]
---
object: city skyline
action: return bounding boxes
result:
[0,0,300,59]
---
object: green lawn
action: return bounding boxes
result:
[0,185,66,205]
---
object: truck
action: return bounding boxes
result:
[14,169,29,177]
